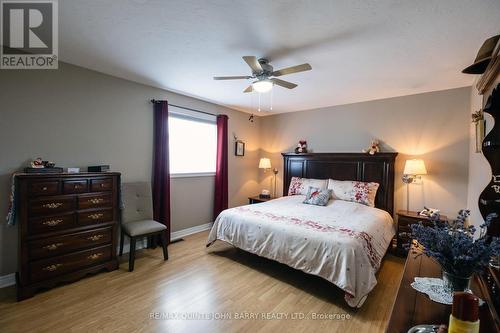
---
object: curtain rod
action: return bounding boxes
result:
[150,99,217,117]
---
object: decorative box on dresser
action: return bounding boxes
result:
[16,172,121,300]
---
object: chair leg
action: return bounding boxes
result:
[129,237,136,272]
[160,232,169,261]
[119,230,125,256]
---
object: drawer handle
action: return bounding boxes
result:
[100,183,106,188]
[42,186,48,191]
[43,264,62,272]
[42,202,63,209]
[88,253,103,260]
[74,184,82,189]
[88,213,104,220]
[43,242,64,251]
[88,234,105,241]
[89,198,104,204]
[43,219,63,226]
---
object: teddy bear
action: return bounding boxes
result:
[363,140,380,155]
[295,140,308,154]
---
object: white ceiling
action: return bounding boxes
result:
[60,0,500,114]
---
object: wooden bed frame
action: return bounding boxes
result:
[282,152,398,216]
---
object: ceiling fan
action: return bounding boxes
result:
[213,56,312,93]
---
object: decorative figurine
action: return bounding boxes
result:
[295,140,308,154]
[30,157,44,168]
[363,140,380,155]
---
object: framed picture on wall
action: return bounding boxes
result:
[235,140,245,156]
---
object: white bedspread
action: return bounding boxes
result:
[207,195,395,307]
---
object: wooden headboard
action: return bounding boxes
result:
[282,152,398,216]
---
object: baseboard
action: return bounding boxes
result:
[0,223,213,289]
[118,238,148,254]
[0,273,15,288]
[171,222,213,241]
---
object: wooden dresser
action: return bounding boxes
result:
[386,248,499,333]
[16,172,120,300]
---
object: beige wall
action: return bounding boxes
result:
[0,62,475,278]
[259,87,471,219]
[0,63,261,275]
[467,77,499,227]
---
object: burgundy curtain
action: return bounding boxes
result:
[152,100,171,244]
[214,114,229,220]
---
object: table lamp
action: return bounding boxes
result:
[402,159,427,212]
[259,158,278,198]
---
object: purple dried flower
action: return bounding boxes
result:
[409,210,499,277]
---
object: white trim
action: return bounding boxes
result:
[0,224,213,289]
[118,238,148,254]
[170,172,215,178]
[0,273,15,288]
[171,222,213,241]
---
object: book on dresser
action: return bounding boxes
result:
[15,172,121,300]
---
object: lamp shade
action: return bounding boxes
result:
[403,159,427,175]
[259,158,272,169]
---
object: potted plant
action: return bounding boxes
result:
[408,210,499,293]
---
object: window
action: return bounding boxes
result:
[168,108,217,176]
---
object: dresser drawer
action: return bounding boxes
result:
[29,245,112,282]
[29,197,75,216]
[29,213,76,235]
[78,209,113,226]
[29,181,60,196]
[28,227,112,260]
[90,178,113,192]
[63,180,88,194]
[78,193,112,210]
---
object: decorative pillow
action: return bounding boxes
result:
[303,187,332,206]
[327,179,380,207]
[288,177,328,196]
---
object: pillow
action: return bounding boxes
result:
[327,179,379,207]
[303,186,332,206]
[288,177,328,196]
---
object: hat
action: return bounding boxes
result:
[462,34,500,74]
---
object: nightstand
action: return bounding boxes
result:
[396,210,447,256]
[248,195,273,204]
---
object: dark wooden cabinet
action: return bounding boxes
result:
[396,210,447,256]
[16,173,120,300]
[386,247,499,333]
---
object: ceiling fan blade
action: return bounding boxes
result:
[213,76,251,80]
[243,85,253,93]
[242,56,263,74]
[272,63,312,77]
[271,78,297,89]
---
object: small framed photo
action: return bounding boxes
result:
[235,140,245,156]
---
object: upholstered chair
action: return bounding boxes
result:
[120,182,168,271]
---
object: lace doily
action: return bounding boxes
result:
[411,277,453,305]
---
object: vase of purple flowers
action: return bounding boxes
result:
[409,210,499,293]
[441,271,472,293]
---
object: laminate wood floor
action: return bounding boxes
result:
[0,231,404,333]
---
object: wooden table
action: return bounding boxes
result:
[386,250,499,333]
[248,195,274,204]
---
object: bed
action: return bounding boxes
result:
[207,152,398,307]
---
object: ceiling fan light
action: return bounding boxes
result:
[252,80,273,93]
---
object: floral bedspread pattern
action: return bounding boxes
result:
[288,177,328,196]
[328,180,380,207]
[207,195,395,308]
